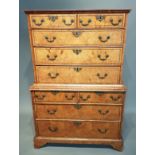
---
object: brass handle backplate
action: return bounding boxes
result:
[32,19,44,26]
[47,54,57,61]
[110,18,122,26]
[48,16,58,22]
[48,126,58,132]
[96,73,108,79]
[80,95,90,101]
[96,15,105,22]
[44,36,56,43]
[62,19,74,26]
[72,31,82,37]
[98,109,109,115]
[79,19,92,26]
[98,128,108,134]
[73,67,82,72]
[110,95,121,101]
[48,72,59,79]
[34,94,45,100]
[73,49,82,55]
[98,36,110,43]
[47,109,57,115]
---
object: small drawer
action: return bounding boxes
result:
[34,91,77,102]
[36,66,121,84]
[30,14,76,29]
[79,92,124,104]
[35,104,122,121]
[34,48,123,65]
[37,120,121,139]
[32,30,124,47]
[78,14,125,28]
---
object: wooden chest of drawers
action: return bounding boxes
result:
[25,9,130,151]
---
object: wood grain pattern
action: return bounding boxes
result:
[36,66,121,84]
[25,9,130,14]
[36,120,121,139]
[32,30,124,47]
[30,83,127,92]
[30,14,76,29]
[35,104,122,120]
[33,91,125,104]
[26,9,129,151]
[78,14,125,28]
[34,48,123,65]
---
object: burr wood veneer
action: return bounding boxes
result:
[25,9,130,151]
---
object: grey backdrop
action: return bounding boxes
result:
[19,0,136,155]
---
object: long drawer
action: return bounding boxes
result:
[34,91,124,104]
[35,66,121,84]
[32,30,124,47]
[36,120,121,139]
[35,104,122,121]
[34,48,123,65]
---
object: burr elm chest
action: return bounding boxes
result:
[25,9,130,151]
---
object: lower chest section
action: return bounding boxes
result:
[31,90,125,139]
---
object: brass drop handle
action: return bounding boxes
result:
[48,16,58,22]
[34,94,45,100]
[73,67,82,72]
[98,53,109,61]
[79,19,92,26]
[98,109,109,115]
[96,73,108,79]
[98,128,108,134]
[110,95,121,101]
[47,109,57,115]
[62,19,74,26]
[72,31,82,37]
[48,72,59,79]
[48,126,58,132]
[46,54,57,61]
[110,18,122,26]
[98,36,110,43]
[96,15,105,22]
[73,49,82,55]
[32,19,44,26]
[73,121,82,126]
[65,94,75,100]
[44,36,56,43]
[80,95,90,101]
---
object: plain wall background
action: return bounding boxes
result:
[19,0,135,154]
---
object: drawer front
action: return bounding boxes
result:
[37,120,121,139]
[78,14,125,28]
[34,48,123,65]
[79,92,124,104]
[35,105,121,121]
[32,30,124,47]
[34,91,77,102]
[30,14,76,29]
[36,66,121,84]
